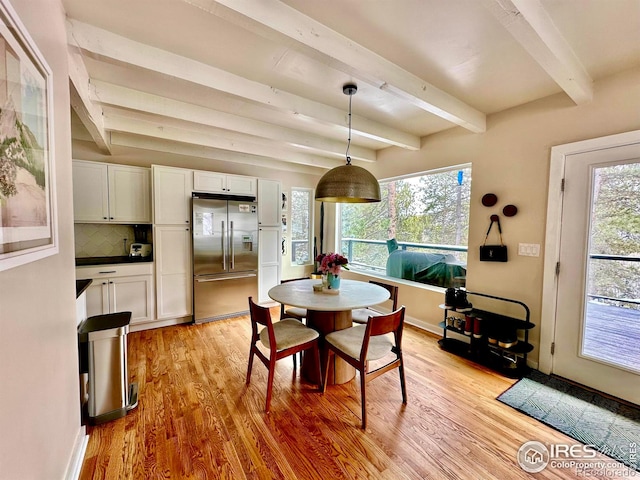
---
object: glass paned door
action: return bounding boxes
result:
[553,142,640,405]
[582,163,640,373]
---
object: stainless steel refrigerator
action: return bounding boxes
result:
[192,193,258,323]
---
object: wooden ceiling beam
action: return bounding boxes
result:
[110,133,325,175]
[67,19,420,151]
[200,0,487,133]
[67,43,111,154]
[104,114,343,170]
[484,0,593,104]
[90,80,376,163]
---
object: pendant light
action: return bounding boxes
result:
[315,84,381,203]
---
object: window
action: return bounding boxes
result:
[290,187,313,265]
[340,166,471,288]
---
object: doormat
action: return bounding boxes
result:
[497,370,640,472]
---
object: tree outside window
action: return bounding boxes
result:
[290,187,313,265]
[340,166,471,281]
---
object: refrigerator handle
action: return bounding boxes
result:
[221,220,226,270]
[230,220,235,269]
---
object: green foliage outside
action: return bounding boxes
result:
[341,168,471,272]
[291,188,311,264]
[588,163,640,310]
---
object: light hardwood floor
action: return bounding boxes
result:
[80,309,634,479]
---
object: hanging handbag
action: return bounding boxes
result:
[480,215,508,262]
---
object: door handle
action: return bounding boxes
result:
[230,220,235,269]
[221,220,226,270]
[196,274,257,282]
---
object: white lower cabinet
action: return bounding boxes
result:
[155,225,192,319]
[76,264,155,325]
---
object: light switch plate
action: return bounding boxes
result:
[518,243,540,257]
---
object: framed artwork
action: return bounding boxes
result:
[0,0,57,272]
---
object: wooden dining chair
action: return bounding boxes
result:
[279,277,309,322]
[322,306,407,429]
[351,281,399,324]
[246,296,322,413]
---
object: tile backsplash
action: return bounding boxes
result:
[74,224,139,257]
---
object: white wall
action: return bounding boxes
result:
[362,67,640,364]
[0,0,82,478]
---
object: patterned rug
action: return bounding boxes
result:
[497,370,640,472]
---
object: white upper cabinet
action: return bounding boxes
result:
[153,165,193,225]
[257,179,281,226]
[72,161,110,222]
[193,170,256,196]
[72,160,151,223]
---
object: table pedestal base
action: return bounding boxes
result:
[303,309,355,385]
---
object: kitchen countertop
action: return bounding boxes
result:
[75,256,153,267]
[76,279,92,299]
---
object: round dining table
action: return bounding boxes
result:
[268,278,390,385]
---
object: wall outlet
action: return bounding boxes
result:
[518,243,540,257]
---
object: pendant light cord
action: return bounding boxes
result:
[345,92,352,165]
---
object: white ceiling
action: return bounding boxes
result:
[63,0,640,175]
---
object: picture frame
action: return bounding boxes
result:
[0,0,57,272]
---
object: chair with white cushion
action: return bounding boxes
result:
[322,306,407,429]
[279,278,308,322]
[246,296,322,413]
[351,281,399,324]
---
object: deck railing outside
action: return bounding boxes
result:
[340,238,468,274]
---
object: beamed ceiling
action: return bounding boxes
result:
[63,0,640,175]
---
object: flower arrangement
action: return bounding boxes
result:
[315,252,349,275]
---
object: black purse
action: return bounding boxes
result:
[480,216,508,262]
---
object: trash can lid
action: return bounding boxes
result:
[78,311,132,334]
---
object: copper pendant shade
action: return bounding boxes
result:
[315,84,381,203]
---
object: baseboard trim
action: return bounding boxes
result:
[129,316,192,332]
[65,426,89,480]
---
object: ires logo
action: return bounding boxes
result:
[518,441,598,473]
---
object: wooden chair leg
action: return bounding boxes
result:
[322,349,331,394]
[265,358,276,413]
[312,343,322,390]
[360,370,367,429]
[399,360,407,404]
[246,347,255,384]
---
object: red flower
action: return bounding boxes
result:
[315,252,349,275]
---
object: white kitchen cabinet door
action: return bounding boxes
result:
[83,275,154,324]
[72,161,110,222]
[85,280,110,318]
[108,165,151,223]
[193,170,257,196]
[153,165,193,225]
[155,225,192,319]
[226,174,256,196]
[110,275,155,324]
[258,226,281,303]
[257,179,281,226]
[193,170,225,193]
[73,160,151,223]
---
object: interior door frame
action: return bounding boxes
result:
[539,129,640,374]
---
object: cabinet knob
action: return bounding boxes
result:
[110,217,114,220]
[103,217,108,220]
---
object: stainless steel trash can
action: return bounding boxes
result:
[78,311,138,424]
